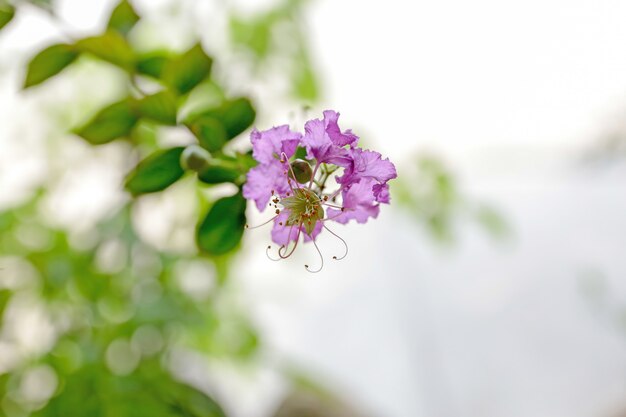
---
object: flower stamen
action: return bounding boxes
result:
[246,214,279,230]
[304,238,324,273]
[323,224,349,260]
[266,245,283,261]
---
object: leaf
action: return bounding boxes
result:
[162,43,213,95]
[293,62,319,102]
[197,192,246,256]
[137,91,177,125]
[187,116,227,152]
[33,363,228,417]
[136,53,170,78]
[186,98,256,145]
[125,147,185,195]
[0,4,14,31]
[107,0,140,37]
[230,16,272,59]
[75,30,135,71]
[25,0,53,12]
[23,44,80,88]
[201,98,256,139]
[215,98,256,139]
[74,99,138,144]
[197,159,242,185]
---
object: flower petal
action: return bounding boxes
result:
[323,110,358,147]
[303,117,352,167]
[337,148,397,187]
[251,125,302,165]
[327,178,380,224]
[243,162,290,211]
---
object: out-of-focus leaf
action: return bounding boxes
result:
[25,0,53,12]
[74,99,138,144]
[75,30,135,71]
[197,192,246,256]
[137,91,177,125]
[125,147,185,195]
[197,159,242,185]
[136,53,170,78]
[0,290,10,318]
[187,116,227,152]
[214,98,256,139]
[230,17,272,59]
[474,205,509,239]
[163,43,213,95]
[23,44,79,88]
[188,98,255,142]
[0,4,15,31]
[293,63,318,102]
[107,0,139,37]
[33,363,227,417]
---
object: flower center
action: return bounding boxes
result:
[280,188,324,235]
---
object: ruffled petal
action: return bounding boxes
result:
[323,110,358,147]
[337,148,397,187]
[242,162,290,211]
[327,178,381,224]
[251,125,302,165]
[373,183,391,203]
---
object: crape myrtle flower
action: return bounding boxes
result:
[243,110,397,272]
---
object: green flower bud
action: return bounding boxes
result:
[289,159,312,184]
[180,145,211,172]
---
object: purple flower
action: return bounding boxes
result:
[302,110,356,167]
[243,111,397,272]
[242,125,301,210]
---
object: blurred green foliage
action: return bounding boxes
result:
[229,0,320,103]
[0,0,268,414]
[395,155,509,243]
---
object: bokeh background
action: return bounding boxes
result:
[1,0,626,417]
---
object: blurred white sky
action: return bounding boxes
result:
[2,1,626,417]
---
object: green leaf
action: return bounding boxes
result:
[187,116,227,152]
[125,147,185,195]
[197,192,246,256]
[136,53,170,78]
[163,43,213,95]
[33,363,227,417]
[107,0,140,36]
[23,44,79,88]
[137,91,177,125]
[197,159,242,185]
[25,0,53,13]
[0,4,15,31]
[293,62,319,102]
[75,30,135,71]
[216,98,256,139]
[74,99,138,144]
[230,16,272,59]
[201,98,255,139]
[186,98,256,145]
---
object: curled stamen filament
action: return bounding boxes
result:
[323,224,349,260]
[266,245,283,261]
[278,225,300,259]
[304,238,324,273]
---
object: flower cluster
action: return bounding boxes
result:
[243,110,397,272]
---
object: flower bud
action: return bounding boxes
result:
[180,145,212,172]
[289,159,312,184]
